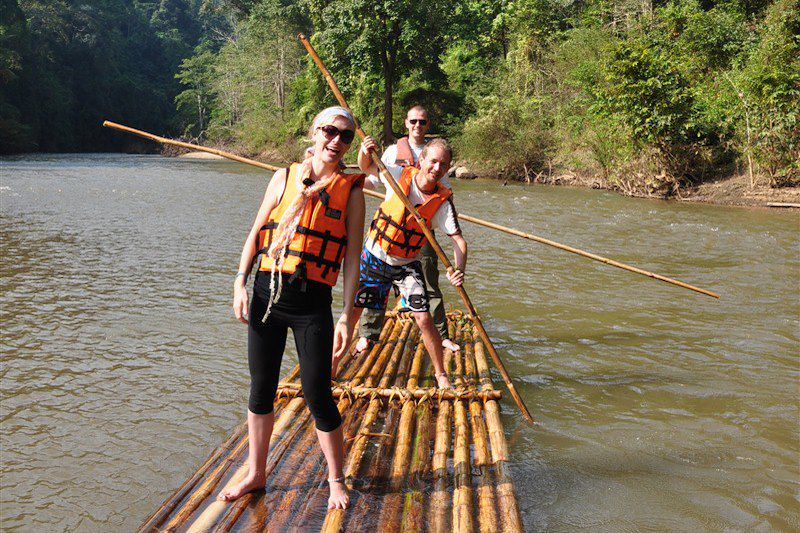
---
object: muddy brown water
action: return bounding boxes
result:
[1,154,798,531]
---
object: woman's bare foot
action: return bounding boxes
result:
[216,473,266,501]
[442,338,460,352]
[353,336,370,354]
[435,373,453,390]
[327,479,350,510]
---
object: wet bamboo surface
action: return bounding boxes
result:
[139,311,523,532]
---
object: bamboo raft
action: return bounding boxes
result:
[140,311,523,532]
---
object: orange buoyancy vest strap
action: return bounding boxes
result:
[368,166,452,259]
[395,137,419,168]
[256,163,363,286]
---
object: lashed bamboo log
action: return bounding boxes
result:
[400,394,432,532]
[293,319,411,530]
[469,399,498,533]
[346,407,401,531]
[451,334,475,532]
[406,341,426,389]
[452,398,474,532]
[377,352,428,532]
[183,396,307,532]
[430,399,453,533]
[261,397,354,531]
[320,322,415,532]
[473,333,523,532]
[137,421,247,531]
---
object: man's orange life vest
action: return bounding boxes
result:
[257,163,364,286]
[395,137,421,168]
[368,166,452,259]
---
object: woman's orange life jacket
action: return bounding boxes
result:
[367,166,452,259]
[256,163,364,286]
[394,136,420,168]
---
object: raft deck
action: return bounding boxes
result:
[140,311,523,532]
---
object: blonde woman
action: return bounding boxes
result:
[219,107,365,509]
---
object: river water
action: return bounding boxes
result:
[1,154,798,531]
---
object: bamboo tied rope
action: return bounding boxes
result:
[297,32,535,425]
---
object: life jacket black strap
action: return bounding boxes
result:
[370,207,426,253]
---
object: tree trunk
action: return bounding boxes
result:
[381,46,394,145]
[380,18,398,146]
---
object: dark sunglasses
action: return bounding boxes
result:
[317,124,355,144]
[408,119,428,125]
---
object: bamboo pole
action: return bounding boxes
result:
[183,396,307,532]
[452,398,474,532]
[263,396,354,531]
[470,400,498,533]
[377,350,428,532]
[401,395,432,533]
[346,407,401,531]
[137,421,247,531]
[297,33,535,425]
[473,333,523,532]
[455,210,720,299]
[321,322,413,532]
[294,318,412,529]
[103,120,720,300]
[465,333,498,533]
[430,399,452,533]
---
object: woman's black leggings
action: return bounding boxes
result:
[247,273,342,432]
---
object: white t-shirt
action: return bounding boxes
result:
[366,164,460,266]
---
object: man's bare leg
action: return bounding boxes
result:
[316,425,349,509]
[412,311,453,389]
[217,410,274,501]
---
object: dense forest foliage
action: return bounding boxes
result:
[2,0,798,191]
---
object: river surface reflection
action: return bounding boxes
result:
[1,154,798,531]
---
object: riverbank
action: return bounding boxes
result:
[520,169,800,208]
[168,145,799,209]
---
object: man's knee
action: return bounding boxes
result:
[413,311,434,330]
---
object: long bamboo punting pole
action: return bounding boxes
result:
[103,119,720,300]
[297,33,534,425]
[472,332,523,532]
